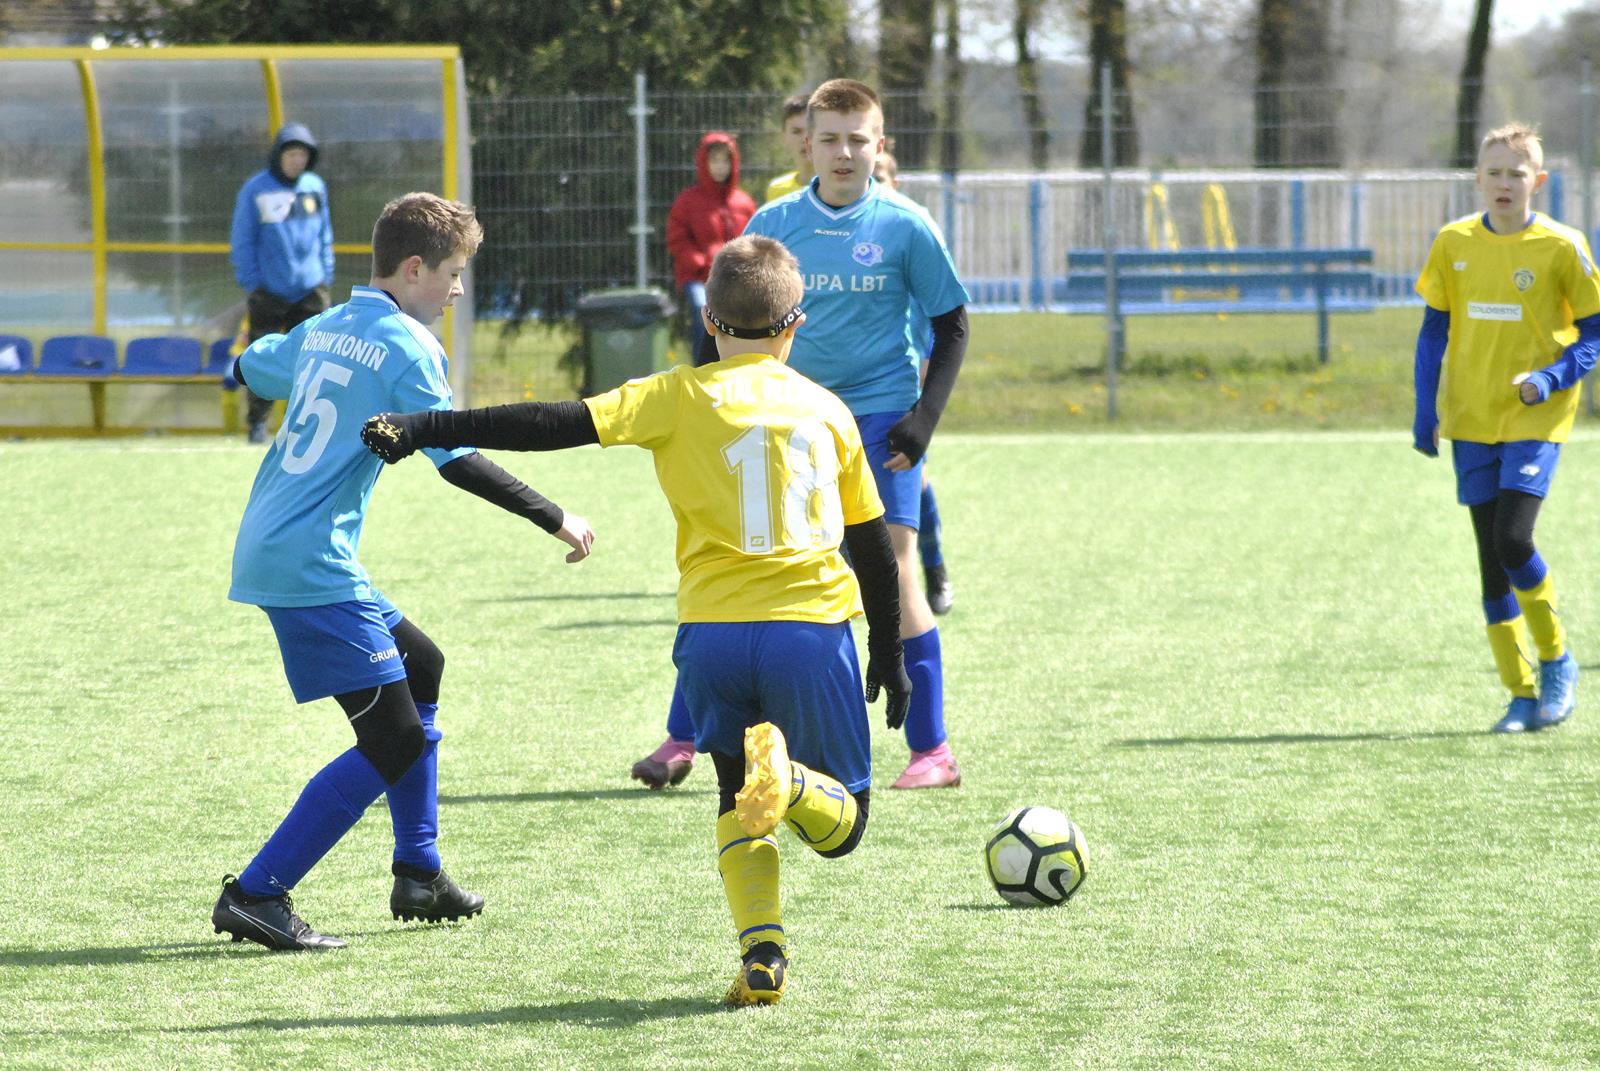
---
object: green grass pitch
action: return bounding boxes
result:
[2,433,1598,1070]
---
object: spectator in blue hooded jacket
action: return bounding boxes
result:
[230,122,335,443]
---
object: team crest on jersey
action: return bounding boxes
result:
[1513,268,1535,291]
[852,241,884,267]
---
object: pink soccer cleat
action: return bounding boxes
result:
[890,741,962,789]
[630,736,697,790]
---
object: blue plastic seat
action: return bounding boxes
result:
[123,336,203,376]
[38,335,115,376]
[0,335,32,374]
[206,338,236,374]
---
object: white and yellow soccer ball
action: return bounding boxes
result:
[984,805,1088,906]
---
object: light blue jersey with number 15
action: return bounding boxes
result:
[228,285,472,608]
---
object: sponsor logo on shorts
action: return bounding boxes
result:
[369,647,400,664]
[1467,301,1522,322]
[1520,464,1541,477]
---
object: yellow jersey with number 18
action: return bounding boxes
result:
[582,353,884,624]
[1417,211,1600,443]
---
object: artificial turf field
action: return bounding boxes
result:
[3,432,1597,1070]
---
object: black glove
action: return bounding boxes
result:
[886,405,936,465]
[362,412,426,464]
[865,642,913,730]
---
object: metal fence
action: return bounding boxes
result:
[468,72,1599,322]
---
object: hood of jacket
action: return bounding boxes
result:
[269,122,320,185]
[694,130,741,195]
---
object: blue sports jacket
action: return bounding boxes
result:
[230,123,334,302]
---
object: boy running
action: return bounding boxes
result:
[212,193,593,951]
[1413,122,1600,732]
[361,233,911,1006]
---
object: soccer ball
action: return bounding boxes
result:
[984,805,1088,906]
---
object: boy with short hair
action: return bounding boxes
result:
[212,192,594,951]
[764,93,814,203]
[1413,122,1600,732]
[361,233,910,1006]
[634,78,970,791]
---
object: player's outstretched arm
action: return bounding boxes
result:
[362,402,601,464]
[886,305,968,470]
[843,516,912,729]
[1412,305,1449,457]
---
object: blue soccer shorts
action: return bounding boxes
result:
[855,410,924,529]
[1451,440,1562,506]
[262,592,408,703]
[672,620,872,793]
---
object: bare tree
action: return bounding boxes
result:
[880,0,938,167]
[1079,0,1139,166]
[1453,0,1494,167]
[1015,0,1050,169]
[1254,0,1342,167]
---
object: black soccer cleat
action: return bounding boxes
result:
[725,941,788,1006]
[390,866,485,923]
[211,874,347,952]
[925,564,954,616]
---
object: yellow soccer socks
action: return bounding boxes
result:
[1512,572,1566,664]
[1485,619,1537,698]
[783,761,859,855]
[715,810,782,955]
[735,722,859,852]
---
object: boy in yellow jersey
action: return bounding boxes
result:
[764,93,813,203]
[1414,122,1600,732]
[360,234,911,1006]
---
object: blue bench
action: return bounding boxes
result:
[0,334,238,434]
[1065,248,1377,363]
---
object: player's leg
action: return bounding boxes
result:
[243,289,288,443]
[630,677,697,790]
[385,613,484,922]
[214,601,420,951]
[684,280,717,367]
[856,412,961,789]
[675,622,788,1005]
[919,466,954,615]
[1469,498,1538,732]
[1491,445,1575,727]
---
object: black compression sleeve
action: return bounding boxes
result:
[917,305,968,426]
[438,451,565,534]
[411,401,599,453]
[843,517,900,657]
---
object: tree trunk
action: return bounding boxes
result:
[939,0,964,173]
[1079,0,1138,167]
[880,0,938,168]
[1454,0,1494,167]
[1015,0,1050,169]
[1254,0,1342,168]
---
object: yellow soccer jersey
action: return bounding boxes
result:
[1417,211,1600,442]
[583,353,884,624]
[765,171,803,203]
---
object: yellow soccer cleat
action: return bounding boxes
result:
[735,722,792,838]
[724,941,788,1007]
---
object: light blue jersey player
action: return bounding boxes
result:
[212,193,594,952]
[631,79,972,793]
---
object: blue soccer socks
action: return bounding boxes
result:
[917,482,945,569]
[386,702,442,874]
[901,626,947,753]
[239,747,388,897]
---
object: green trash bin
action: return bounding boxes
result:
[575,288,675,395]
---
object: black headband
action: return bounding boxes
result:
[706,304,804,339]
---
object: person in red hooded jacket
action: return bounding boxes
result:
[667,131,758,365]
